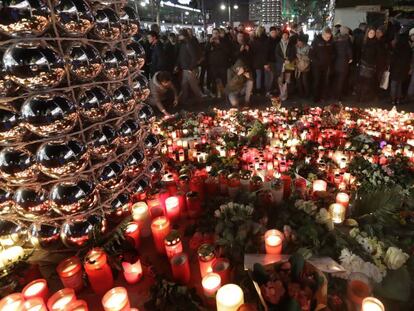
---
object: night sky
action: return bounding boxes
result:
[205,0,250,24]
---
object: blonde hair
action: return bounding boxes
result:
[255,26,265,37]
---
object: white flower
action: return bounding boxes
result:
[214,210,221,218]
[363,261,384,283]
[384,247,409,270]
[349,228,360,238]
[219,204,227,212]
[303,202,318,215]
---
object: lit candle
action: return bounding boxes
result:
[124,222,140,249]
[362,297,385,311]
[202,273,221,298]
[329,203,346,224]
[122,259,143,284]
[84,248,114,295]
[102,287,130,311]
[131,202,151,237]
[151,216,171,254]
[312,180,327,192]
[212,258,231,285]
[165,196,180,221]
[0,293,25,311]
[347,273,372,306]
[216,284,244,311]
[56,256,84,292]
[23,298,48,311]
[336,192,350,208]
[264,229,284,254]
[198,244,216,278]
[164,230,183,259]
[186,191,202,219]
[22,279,49,302]
[0,246,24,266]
[47,288,77,311]
[63,299,89,311]
[170,253,191,284]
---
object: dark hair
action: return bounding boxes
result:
[148,31,159,39]
[179,29,190,39]
[298,35,308,43]
[212,28,220,33]
[363,26,376,43]
[269,26,277,32]
[168,32,176,38]
[157,71,172,83]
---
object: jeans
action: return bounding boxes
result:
[264,63,276,92]
[228,80,254,106]
[255,69,264,92]
[390,80,402,100]
[180,70,202,104]
[408,74,414,98]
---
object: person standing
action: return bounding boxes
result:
[233,32,252,69]
[295,36,311,98]
[357,26,379,102]
[147,31,166,77]
[251,26,270,94]
[164,33,179,74]
[310,27,335,103]
[265,26,281,95]
[333,26,353,103]
[376,26,390,93]
[275,30,296,101]
[407,28,414,102]
[389,34,412,105]
[176,29,203,105]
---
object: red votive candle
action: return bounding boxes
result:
[212,258,231,285]
[122,259,143,284]
[336,192,350,208]
[147,195,164,218]
[164,230,183,259]
[151,216,171,254]
[22,279,49,302]
[281,175,292,199]
[186,191,202,218]
[102,287,130,311]
[56,256,84,292]
[124,222,140,249]
[165,196,180,221]
[23,297,48,311]
[170,253,191,284]
[265,229,284,254]
[63,299,89,311]
[47,288,77,311]
[84,248,114,295]
[0,293,25,311]
[198,244,216,278]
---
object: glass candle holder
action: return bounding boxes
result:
[170,253,191,284]
[164,230,183,259]
[23,297,48,311]
[216,284,244,311]
[336,192,350,208]
[362,297,385,311]
[124,222,140,249]
[122,259,143,284]
[84,248,114,295]
[198,244,216,278]
[347,272,372,306]
[22,279,49,302]
[131,202,151,237]
[47,288,77,311]
[264,229,284,254]
[56,256,84,292]
[165,196,180,221]
[329,203,346,224]
[202,273,221,298]
[151,216,171,254]
[186,191,202,219]
[313,180,327,192]
[64,299,89,311]
[0,293,25,311]
[212,258,231,285]
[102,287,130,311]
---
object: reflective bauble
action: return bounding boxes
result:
[49,180,98,215]
[98,162,125,193]
[88,125,118,159]
[21,94,77,137]
[118,119,140,147]
[0,108,26,144]
[0,51,19,97]
[125,149,144,176]
[133,175,150,193]
[68,43,102,81]
[13,187,49,219]
[55,0,94,37]
[93,8,121,41]
[0,148,37,184]
[36,139,89,178]
[120,6,140,37]
[137,104,154,122]
[131,74,150,101]
[148,159,163,175]
[3,42,65,90]
[60,213,106,248]
[112,85,135,115]
[125,41,145,71]
[107,193,130,219]
[102,48,128,80]
[78,86,112,121]
[0,219,27,247]
[144,133,160,150]
[29,223,61,249]
[0,0,50,37]
[0,187,13,215]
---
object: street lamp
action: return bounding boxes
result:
[233,4,239,10]
[140,1,146,7]
[220,4,226,10]
[220,2,238,25]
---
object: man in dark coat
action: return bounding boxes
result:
[147,31,166,76]
[310,27,335,103]
[333,26,353,102]
[233,31,252,69]
[164,33,179,74]
[265,26,281,94]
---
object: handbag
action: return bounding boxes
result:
[284,60,296,72]
[380,70,390,90]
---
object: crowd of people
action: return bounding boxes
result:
[138,22,414,116]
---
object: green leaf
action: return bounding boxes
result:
[289,253,305,281]
[374,267,411,302]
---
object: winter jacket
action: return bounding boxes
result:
[233,43,252,69]
[177,40,198,71]
[149,41,167,75]
[310,35,334,69]
[164,42,179,73]
[267,36,280,63]
[352,28,365,64]
[205,38,231,68]
[360,38,379,68]
[149,72,177,112]
[333,34,352,73]
[376,37,390,74]
[226,60,253,94]
[275,39,297,76]
[251,35,270,69]
[390,36,412,81]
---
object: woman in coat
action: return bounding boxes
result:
[275,30,296,101]
[251,26,270,94]
[333,27,353,103]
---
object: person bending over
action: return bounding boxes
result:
[226,60,253,108]
[149,71,178,117]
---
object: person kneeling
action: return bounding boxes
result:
[226,60,253,108]
[149,71,178,117]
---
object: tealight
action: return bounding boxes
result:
[264,229,284,254]
[0,293,25,311]
[329,203,346,224]
[47,288,77,311]
[102,287,130,311]
[202,273,221,298]
[313,180,327,192]
[336,192,350,208]
[22,279,49,301]
[216,284,244,311]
